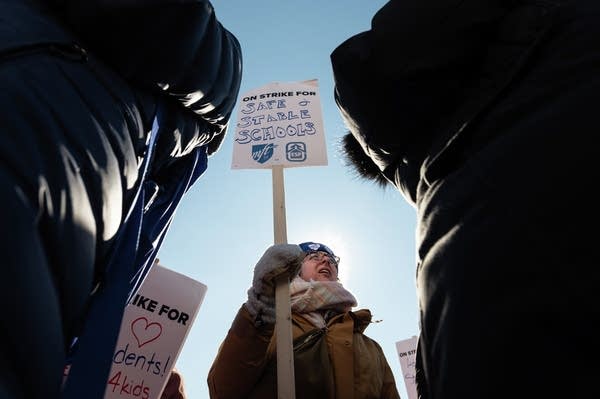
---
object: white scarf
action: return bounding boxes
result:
[289,276,357,328]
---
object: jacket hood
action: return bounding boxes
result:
[331,0,509,197]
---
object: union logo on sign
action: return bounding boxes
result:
[252,143,276,164]
[286,142,306,162]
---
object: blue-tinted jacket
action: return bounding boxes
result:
[0,0,241,397]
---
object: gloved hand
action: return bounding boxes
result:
[160,369,186,399]
[244,244,305,326]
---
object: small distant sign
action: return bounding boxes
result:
[231,79,327,169]
[103,263,207,399]
[396,336,418,399]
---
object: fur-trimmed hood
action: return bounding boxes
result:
[331,0,537,204]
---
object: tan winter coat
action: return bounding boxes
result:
[208,305,400,399]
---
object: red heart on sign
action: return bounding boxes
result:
[131,317,162,348]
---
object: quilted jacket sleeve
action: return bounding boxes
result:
[57,0,242,136]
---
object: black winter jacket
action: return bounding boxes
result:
[332,0,568,204]
[0,1,241,398]
[332,1,600,398]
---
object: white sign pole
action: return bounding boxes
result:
[272,165,295,399]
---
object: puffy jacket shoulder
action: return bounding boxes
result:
[59,0,242,139]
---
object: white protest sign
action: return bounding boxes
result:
[396,335,418,399]
[104,263,207,399]
[231,79,327,169]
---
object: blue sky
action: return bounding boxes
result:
[157,1,420,398]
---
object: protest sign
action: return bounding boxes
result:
[396,335,419,399]
[231,79,327,169]
[104,263,207,399]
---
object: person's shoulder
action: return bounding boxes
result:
[352,308,372,319]
[349,308,373,330]
[350,310,387,350]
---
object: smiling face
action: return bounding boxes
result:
[299,251,339,282]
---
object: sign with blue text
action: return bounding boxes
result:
[231,79,327,169]
[103,263,207,399]
[396,336,419,399]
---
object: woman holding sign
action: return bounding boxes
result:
[207,242,400,399]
